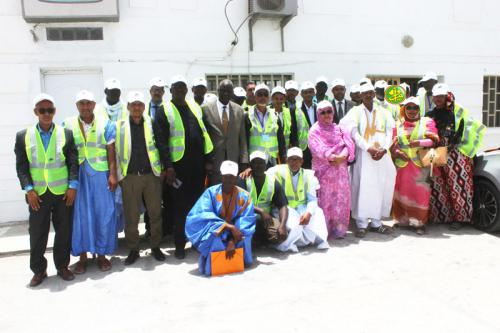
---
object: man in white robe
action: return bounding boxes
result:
[341,82,396,238]
[267,147,329,250]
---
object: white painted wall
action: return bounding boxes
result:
[1,0,499,223]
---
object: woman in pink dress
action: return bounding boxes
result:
[391,97,439,234]
[308,101,355,239]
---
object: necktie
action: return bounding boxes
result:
[222,105,229,135]
[337,101,343,119]
[151,104,157,119]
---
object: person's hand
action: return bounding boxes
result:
[225,239,236,260]
[395,149,409,161]
[63,188,77,207]
[261,212,273,226]
[108,173,118,192]
[367,146,378,158]
[238,167,252,179]
[278,224,288,241]
[299,212,312,225]
[227,224,243,243]
[333,155,347,166]
[27,190,42,211]
[165,167,176,186]
[409,140,421,148]
[372,149,386,161]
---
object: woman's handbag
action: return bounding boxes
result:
[418,146,448,176]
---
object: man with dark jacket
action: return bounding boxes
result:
[14,93,79,287]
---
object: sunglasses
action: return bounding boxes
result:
[406,105,419,111]
[38,107,55,115]
[319,109,333,115]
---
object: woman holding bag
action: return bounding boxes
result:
[391,97,439,234]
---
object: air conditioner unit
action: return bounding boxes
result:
[249,0,298,18]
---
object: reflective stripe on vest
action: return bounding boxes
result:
[115,115,161,178]
[453,104,486,158]
[248,106,279,158]
[272,165,308,209]
[164,100,214,162]
[25,125,69,195]
[66,116,109,171]
[246,176,275,214]
[395,118,428,168]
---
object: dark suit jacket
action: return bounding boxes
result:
[14,126,79,192]
[202,100,248,184]
[332,99,355,124]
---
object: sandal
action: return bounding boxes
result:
[371,225,393,235]
[355,228,367,238]
[97,256,112,272]
[74,260,87,274]
[449,222,463,231]
[415,227,426,236]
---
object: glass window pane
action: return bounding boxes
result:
[483,94,488,110]
[483,77,488,93]
[483,112,488,125]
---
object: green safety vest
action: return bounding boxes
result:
[419,92,430,118]
[164,100,214,162]
[248,106,279,158]
[453,103,486,158]
[395,118,429,168]
[25,124,69,195]
[95,103,128,122]
[272,165,309,209]
[65,116,109,171]
[115,115,162,178]
[271,105,309,150]
[246,175,275,213]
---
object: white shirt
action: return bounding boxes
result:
[351,104,393,152]
[216,99,230,123]
[304,102,315,125]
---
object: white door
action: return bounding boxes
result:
[42,68,103,124]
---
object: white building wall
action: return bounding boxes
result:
[1,0,499,223]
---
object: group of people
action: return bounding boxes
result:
[15,71,486,284]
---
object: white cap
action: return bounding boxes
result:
[420,71,438,82]
[220,160,239,177]
[203,93,217,104]
[285,80,299,91]
[126,91,145,104]
[287,147,303,159]
[350,84,360,94]
[271,86,286,96]
[169,75,188,87]
[315,76,328,85]
[255,83,270,93]
[432,83,449,96]
[300,81,316,92]
[233,87,246,97]
[191,77,207,88]
[400,82,410,91]
[149,77,166,89]
[374,80,388,89]
[75,90,95,103]
[359,77,371,85]
[402,96,420,106]
[331,78,345,88]
[32,93,55,108]
[249,151,267,163]
[105,78,121,90]
[359,83,375,93]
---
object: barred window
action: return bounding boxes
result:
[46,27,103,41]
[205,73,294,93]
[483,76,500,127]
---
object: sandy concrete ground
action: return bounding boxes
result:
[1,224,500,333]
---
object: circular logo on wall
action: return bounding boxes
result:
[385,85,406,105]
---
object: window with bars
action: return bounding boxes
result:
[205,73,294,93]
[46,27,103,41]
[482,76,500,127]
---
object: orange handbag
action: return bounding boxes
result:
[210,247,244,276]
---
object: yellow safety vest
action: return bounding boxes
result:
[248,106,279,158]
[271,105,309,150]
[272,165,309,209]
[395,118,429,168]
[453,103,486,158]
[25,125,69,195]
[246,175,275,214]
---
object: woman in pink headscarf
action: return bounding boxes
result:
[308,100,355,239]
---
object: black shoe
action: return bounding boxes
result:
[124,250,140,265]
[174,248,186,260]
[151,247,166,261]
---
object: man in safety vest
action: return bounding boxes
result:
[63,90,118,274]
[154,75,214,259]
[116,91,166,265]
[15,93,79,287]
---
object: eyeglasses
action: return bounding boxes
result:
[38,108,55,115]
[319,109,333,115]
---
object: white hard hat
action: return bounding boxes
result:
[331,78,346,88]
[359,77,372,86]
[359,83,375,93]
[432,83,449,96]
[250,151,268,163]
[271,86,286,96]
[32,93,55,108]
[255,83,270,93]
[105,78,121,90]
[149,77,166,89]
[420,71,438,83]
[220,160,238,176]
[374,80,388,89]
[300,81,316,92]
[233,87,246,97]
[287,147,303,159]
[285,80,299,91]
[191,77,207,88]
[126,91,145,104]
[402,96,420,106]
[75,90,95,103]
